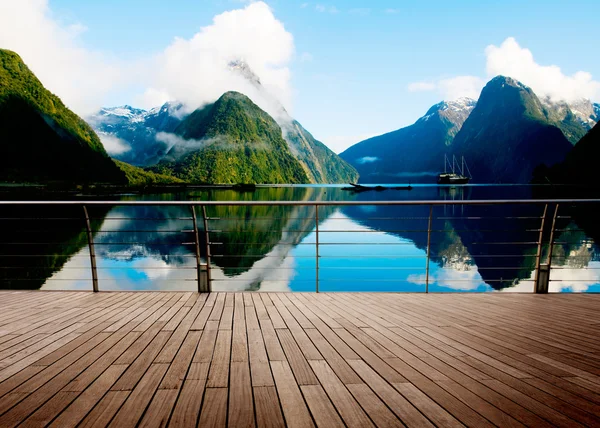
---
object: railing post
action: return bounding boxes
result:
[201,206,212,292]
[537,204,559,293]
[544,204,560,291]
[190,206,203,293]
[82,205,98,292]
[425,205,433,293]
[534,204,548,292]
[315,204,319,293]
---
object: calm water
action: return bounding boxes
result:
[1,184,599,293]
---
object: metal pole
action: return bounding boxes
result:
[191,206,202,293]
[315,204,319,293]
[425,205,433,293]
[201,206,212,292]
[533,204,548,290]
[82,205,98,292]
[546,204,560,276]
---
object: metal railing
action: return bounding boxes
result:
[0,199,599,293]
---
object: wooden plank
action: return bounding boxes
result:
[254,386,285,428]
[300,385,345,428]
[347,360,434,427]
[109,363,170,427]
[347,384,403,428]
[169,379,206,427]
[308,360,374,428]
[206,330,232,388]
[160,330,202,389]
[247,328,274,387]
[394,382,464,428]
[79,390,130,428]
[198,388,228,428]
[276,329,318,385]
[192,321,219,363]
[270,360,315,428]
[49,364,129,427]
[138,389,179,428]
[228,361,255,427]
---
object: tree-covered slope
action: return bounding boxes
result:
[340,99,475,183]
[544,122,600,184]
[113,160,183,186]
[0,49,125,184]
[150,92,309,184]
[284,121,358,183]
[451,76,573,183]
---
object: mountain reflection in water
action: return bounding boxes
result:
[0,185,598,292]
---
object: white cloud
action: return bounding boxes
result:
[437,76,485,101]
[407,76,484,101]
[407,37,600,102]
[407,267,485,291]
[98,134,131,155]
[141,2,295,120]
[384,8,401,14]
[0,0,126,116]
[502,260,600,293]
[485,37,600,103]
[356,156,379,164]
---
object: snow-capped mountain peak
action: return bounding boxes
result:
[228,60,262,88]
[542,97,598,129]
[96,105,147,123]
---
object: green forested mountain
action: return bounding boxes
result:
[340,98,476,183]
[0,49,125,183]
[0,49,179,186]
[451,76,573,183]
[150,92,309,184]
[93,59,358,184]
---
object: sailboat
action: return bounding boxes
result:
[438,155,472,184]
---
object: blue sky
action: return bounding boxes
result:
[4,0,599,152]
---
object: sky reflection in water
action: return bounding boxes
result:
[38,186,600,293]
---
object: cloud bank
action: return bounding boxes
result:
[140,2,295,120]
[0,0,125,116]
[408,37,600,102]
[0,1,295,122]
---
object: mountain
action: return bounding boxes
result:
[90,61,358,183]
[546,122,600,183]
[88,102,184,166]
[451,76,573,183]
[541,97,594,143]
[150,91,309,184]
[0,49,126,184]
[228,60,358,183]
[339,98,476,183]
[283,121,358,183]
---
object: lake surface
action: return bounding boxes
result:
[1,184,600,293]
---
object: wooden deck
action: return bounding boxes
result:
[0,292,599,428]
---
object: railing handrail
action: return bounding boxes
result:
[0,199,599,206]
